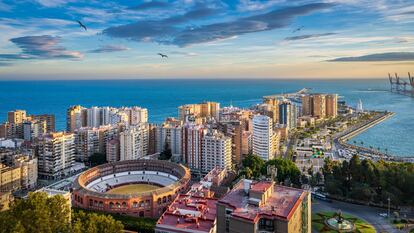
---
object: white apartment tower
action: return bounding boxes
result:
[155,123,182,157]
[252,115,275,161]
[37,132,75,180]
[202,130,232,173]
[119,124,148,161]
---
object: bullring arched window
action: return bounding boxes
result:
[133,202,138,208]
[157,198,161,205]
[139,201,144,207]
[122,202,127,208]
[109,202,114,209]
[162,196,167,203]
[116,202,121,208]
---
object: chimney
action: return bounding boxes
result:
[243,179,253,195]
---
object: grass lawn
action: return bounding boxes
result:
[106,184,159,194]
[312,211,376,233]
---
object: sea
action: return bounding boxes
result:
[0,79,413,157]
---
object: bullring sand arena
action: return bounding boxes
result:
[72,159,191,218]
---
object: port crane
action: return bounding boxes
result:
[388,72,414,96]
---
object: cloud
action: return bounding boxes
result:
[104,3,334,47]
[35,0,72,7]
[129,1,169,10]
[169,51,198,57]
[0,1,11,12]
[172,3,334,47]
[0,35,83,61]
[103,5,219,43]
[284,33,337,41]
[89,45,129,53]
[399,11,414,15]
[328,52,414,62]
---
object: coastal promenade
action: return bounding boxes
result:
[334,111,414,162]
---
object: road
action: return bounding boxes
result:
[312,199,401,233]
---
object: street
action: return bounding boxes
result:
[312,199,402,233]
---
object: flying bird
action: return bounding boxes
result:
[158,53,168,58]
[77,20,87,31]
[292,26,304,33]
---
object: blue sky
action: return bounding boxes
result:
[0,0,413,79]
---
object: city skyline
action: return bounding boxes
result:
[0,0,413,80]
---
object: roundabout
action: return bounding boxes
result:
[312,211,376,233]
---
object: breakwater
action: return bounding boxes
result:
[336,111,414,162]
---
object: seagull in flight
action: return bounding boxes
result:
[77,20,87,31]
[292,26,304,33]
[158,53,168,58]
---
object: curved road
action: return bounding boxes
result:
[312,199,401,233]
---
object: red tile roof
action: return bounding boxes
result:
[218,180,307,222]
[156,194,218,233]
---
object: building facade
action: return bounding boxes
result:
[202,130,232,173]
[37,132,75,180]
[119,124,148,161]
[252,115,275,161]
[216,179,311,233]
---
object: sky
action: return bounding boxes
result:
[0,0,413,80]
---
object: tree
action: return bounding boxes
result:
[159,141,172,160]
[321,156,414,206]
[0,192,71,233]
[264,159,301,186]
[0,192,124,233]
[89,153,107,167]
[241,154,264,178]
[72,210,123,233]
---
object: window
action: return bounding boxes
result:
[258,218,274,231]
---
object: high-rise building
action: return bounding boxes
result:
[74,127,101,162]
[279,101,298,129]
[119,124,148,161]
[216,179,311,233]
[6,110,27,138]
[37,132,75,180]
[325,94,338,118]
[181,123,205,171]
[302,93,338,119]
[178,102,220,122]
[261,96,280,123]
[29,114,55,132]
[106,139,120,162]
[155,120,182,157]
[67,106,148,132]
[66,105,86,132]
[312,94,326,119]
[23,120,47,141]
[202,130,232,173]
[128,106,148,125]
[252,115,275,161]
[7,110,26,125]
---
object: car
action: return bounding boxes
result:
[379,213,388,217]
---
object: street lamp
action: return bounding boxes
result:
[387,197,391,219]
